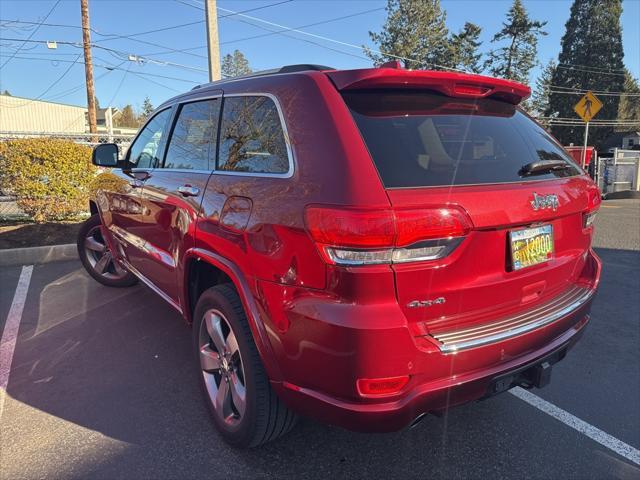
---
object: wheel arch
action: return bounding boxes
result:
[183,248,283,382]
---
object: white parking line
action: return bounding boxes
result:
[0,265,33,419]
[510,386,640,466]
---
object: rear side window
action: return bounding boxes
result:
[217,96,290,175]
[164,99,220,170]
[343,91,581,188]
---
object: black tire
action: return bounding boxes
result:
[77,214,137,288]
[193,284,297,447]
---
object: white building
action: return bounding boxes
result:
[0,94,87,133]
[0,94,137,135]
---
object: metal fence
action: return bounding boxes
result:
[0,131,134,149]
[596,149,640,196]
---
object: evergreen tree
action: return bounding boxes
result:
[484,0,547,84]
[450,22,483,73]
[530,59,556,120]
[365,0,451,70]
[616,70,640,132]
[546,0,625,147]
[1,90,10,96]
[115,104,139,128]
[221,50,252,78]
[140,96,154,121]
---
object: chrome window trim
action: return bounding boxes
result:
[156,92,294,178]
[214,92,295,179]
[152,169,213,174]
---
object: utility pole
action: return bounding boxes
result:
[80,0,97,134]
[204,0,221,82]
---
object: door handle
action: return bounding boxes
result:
[177,185,200,197]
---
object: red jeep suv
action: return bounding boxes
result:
[81,64,601,447]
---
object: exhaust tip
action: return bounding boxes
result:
[409,413,428,429]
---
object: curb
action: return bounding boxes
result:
[0,243,78,267]
[604,190,640,200]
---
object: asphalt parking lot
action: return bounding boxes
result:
[1,199,639,479]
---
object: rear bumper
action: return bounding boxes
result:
[273,306,590,432]
[266,249,601,432]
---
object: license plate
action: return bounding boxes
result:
[509,224,554,270]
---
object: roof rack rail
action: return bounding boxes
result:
[191,64,335,90]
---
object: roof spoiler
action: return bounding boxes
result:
[325,67,531,105]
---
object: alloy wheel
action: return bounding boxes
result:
[199,309,247,426]
[83,225,128,281]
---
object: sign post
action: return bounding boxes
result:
[573,91,603,168]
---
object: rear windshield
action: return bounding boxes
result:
[343,91,581,188]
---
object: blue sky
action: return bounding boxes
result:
[1,0,638,111]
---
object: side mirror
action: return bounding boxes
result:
[92,143,119,167]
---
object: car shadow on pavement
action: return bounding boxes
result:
[3,247,639,479]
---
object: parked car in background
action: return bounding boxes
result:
[80,63,602,447]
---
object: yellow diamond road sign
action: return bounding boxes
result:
[574,91,603,122]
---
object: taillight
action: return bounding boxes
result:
[305,206,472,265]
[583,186,601,229]
[304,208,395,248]
[583,211,597,228]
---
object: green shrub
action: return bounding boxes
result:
[88,171,131,198]
[0,138,96,222]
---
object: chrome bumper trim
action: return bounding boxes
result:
[431,285,594,353]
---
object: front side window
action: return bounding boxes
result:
[127,108,172,168]
[164,99,220,170]
[217,96,290,174]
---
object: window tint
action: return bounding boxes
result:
[127,108,172,168]
[164,99,220,170]
[343,91,581,188]
[218,96,289,174]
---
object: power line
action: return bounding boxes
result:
[549,86,640,97]
[0,37,208,76]
[175,0,205,10]
[220,6,385,46]
[93,54,185,93]
[140,6,385,56]
[48,64,122,102]
[213,4,465,73]
[210,13,372,63]
[107,62,132,106]
[556,62,626,74]
[0,0,60,70]
[2,53,83,108]
[0,0,292,62]
[0,19,209,60]
[93,20,205,42]
[0,54,200,85]
[174,0,293,17]
[555,64,627,77]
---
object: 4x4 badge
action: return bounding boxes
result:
[531,193,559,211]
[407,297,446,308]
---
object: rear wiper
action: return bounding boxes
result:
[519,160,570,176]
